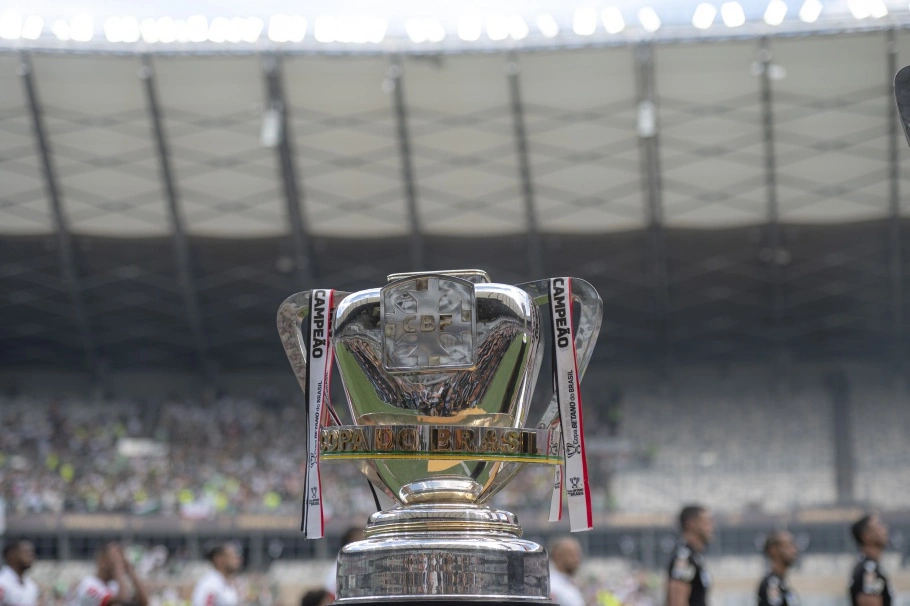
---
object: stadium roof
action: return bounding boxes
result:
[1,28,909,379]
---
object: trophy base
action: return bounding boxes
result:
[335,600,555,605]
[335,504,550,603]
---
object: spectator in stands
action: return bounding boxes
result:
[849,513,894,606]
[324,527,364,601]
[757,530,799,606]
[667,504,713,606]
[68,542,148,606]
[0,540,38,606]
[549,537,584,606]
[192,543,242,606]
[300,589,332,606]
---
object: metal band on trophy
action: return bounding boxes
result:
[277,270,603,604]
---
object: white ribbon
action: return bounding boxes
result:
[548,430,563,522]
[303,289,335,538]
[548,278,593,532]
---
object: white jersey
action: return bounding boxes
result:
[68,576,117,606]
[323,562,337,598]
[549,567,585,606]
[0,566,39,606]
[191,569,238,606]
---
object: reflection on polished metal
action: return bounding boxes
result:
[277,269,603,604]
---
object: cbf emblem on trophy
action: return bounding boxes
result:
[277,270,603,604]
[381,275,475,371]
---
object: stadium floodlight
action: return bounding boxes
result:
[601,7,625,34]
[366,17,386,43]
[338,15,373,43]
[186,15,207,42]
[226,17,244,43]
[798,0,822,22]
[120,17,140,43]
[868,0,887,17]
[157,17,177,43]
[638,6,661,32]
[486,14,509,41]
[52,18,70,40]
[721,2,746,26]
[70,14,94,41]
[573,8,597,35]
[692,3,717,29]
[241,17,263,43]
[458,15,482,41]
[847,0,870,18]
[21,15,43,40]
[104,16,122,42]
[405,17,427,43]
[314,15,337,42]
[536,13,559,38]
[268,14,290,42]
[763,0,788,25]
[425,17,445,42]
[289,15,307,42]
[141,18,158,43]
[507,14,529,40]
[0,12,23,40]
[208,16,230,42]
[173,18,188,42]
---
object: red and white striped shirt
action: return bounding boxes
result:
[67,576,117,606]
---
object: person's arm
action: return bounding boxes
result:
[855,595,883,606]
[667,552,695,606]
[109,546,134,606]
[668,579,692,606]
[123,557,148,606]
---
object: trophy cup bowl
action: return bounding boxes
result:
[278,270,603,604]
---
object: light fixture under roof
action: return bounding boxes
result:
[798,0,823,23]
[692,3,717,29]
[536,13,559,38]
[157,16,177,43]
[404,17,426,43]
[425,17,445,42]
[208,16,230,42]
[638,6,661,33]
[868,0,888,18]
[0,12,23,40]
[314,15,336,43]
[186,15,208,42]
[457,14,482,41]
[486,14,509,41]
[763,0,788,25]
[21,15,43,40]
[507,14,529,40]
[51,18,70,40]
[573,7,597,36]
[268,14,289,42]
[847,0,870,18]
[721,2,746,27]
[70,14,94,42]
[601,7,625,34]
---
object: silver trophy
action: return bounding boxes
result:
[278,270,602,604]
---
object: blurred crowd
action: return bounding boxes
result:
[1,394,315,517]
[0,393,577,518]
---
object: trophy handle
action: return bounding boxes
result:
[277,291,399,502]
[478,277,603,504]
[519,277,603,430]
